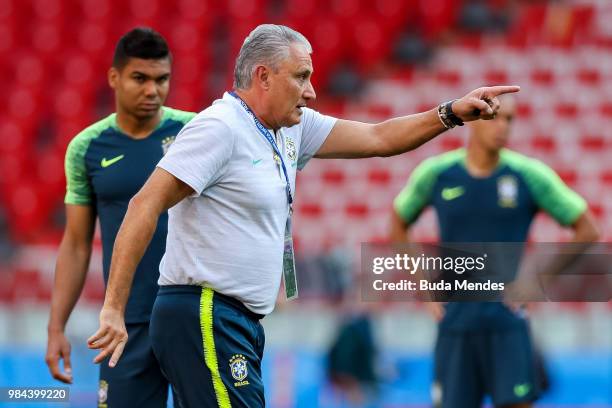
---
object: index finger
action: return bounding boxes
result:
[484,85,521,97]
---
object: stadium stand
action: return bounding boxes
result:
[0,0,610,316]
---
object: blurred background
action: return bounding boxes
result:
[0,0,610,406]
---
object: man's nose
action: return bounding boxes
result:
[144,80,158,97]
[303,80,316,101]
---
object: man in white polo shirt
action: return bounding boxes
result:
[88,24,520,407]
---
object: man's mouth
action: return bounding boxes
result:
[140,102,160,110]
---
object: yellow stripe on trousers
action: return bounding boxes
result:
[200,287,232,408]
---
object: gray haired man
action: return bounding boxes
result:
[88,24,519,406]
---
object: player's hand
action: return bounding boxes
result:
[452,85,521,122]
[425,302,446,321]
[87,307,128,368]
[45,330,73,384]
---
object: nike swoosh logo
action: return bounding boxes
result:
[441,186,465,201]
[101,155,125,168]
[514,383,531,398]
[252,159,263,166]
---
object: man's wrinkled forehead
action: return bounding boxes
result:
[283,43,313,71]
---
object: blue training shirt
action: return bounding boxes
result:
[64,107,196,323]
[394,148,587,331]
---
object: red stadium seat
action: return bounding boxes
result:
[576,68,601,86]
[176,0,219,22]
[555,102,579,119]
[321,168,346,185]
[29,21,64,56]
[350,18,390,72]
[0,119,30,157]
[0,20,15,58]
[13,54,46,88]
[345,203,370,218]
[298,202,323,218]
[367,168,392,186]
[600,101,612,118]
[12,269,42,301]
[224,0,266,28]
[31,0,64,21]
[62,53,95,86]
[579,135,606,151]
[54,88,89,120]
[308,18,346,85]
[531,135,557,153]
[600,170,612,186]
[79,0,113,22]
[367,104,393,119]
[531,69,555,86]
[372,0,417,36]
[516,102,533,119]
[485,69,509,85]
[436,69,462,87]
[83,280,106,303]
[167,85,202,113]
[0,270,16,303]
[0,153,28,188]
[168,23,204,54]
[75,22,112,58]
[416,0,458,40]
[441,135,464,151]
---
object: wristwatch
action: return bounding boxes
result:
[437,100,464,129]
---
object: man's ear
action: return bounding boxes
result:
[108,67,119,90]
[254,65,270,90]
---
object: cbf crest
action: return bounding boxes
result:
[497,175,518,208]
[161,136,176,155]
[285,136,297,163]
[98,380,108,408]
[229,354,250,387]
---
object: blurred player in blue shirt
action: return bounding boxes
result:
[391,96,599,408]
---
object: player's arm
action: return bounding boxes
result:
[524,157,600,243]
[391,209,445,319]
[46,204,96,383]
[390,210,411,243]
[509,160,601,301]
[569,210,599,243]
[316,86,519,159]
[390,166,445,319]
[88,168,193,367]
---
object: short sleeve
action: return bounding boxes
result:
[393,158,439,223]
[297,107,337,170]
[157,114,234,195]
[521,159,587,226]
[64,135,93,205]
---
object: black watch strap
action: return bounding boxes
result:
[437,100,464,129]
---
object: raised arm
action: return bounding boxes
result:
[88,167,193,366]
[316,86,520,159]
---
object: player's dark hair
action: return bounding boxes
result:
[113,27,171,69]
